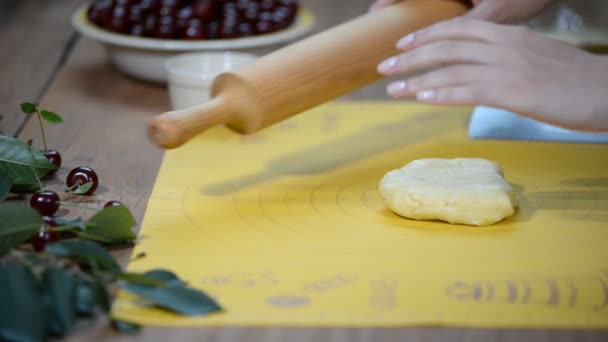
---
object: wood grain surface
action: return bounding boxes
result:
[0,0,83,136]
[4,0,608,341]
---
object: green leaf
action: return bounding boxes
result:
[117,272,165,287]
[75,281,96,317]
[23,252,44,266]
[123,284,223,316]
[20,102,37,114]
[40,110,64,124]
[76,206,136,244]
[122,270,222,316]
[144,269,184,286]
[69,181,94,195]
[54,217,87,232]
[111,320,141,334]
[0,203,43,236]
[0,262,46,342]
[8,182,41,193]
[0,203,42,256]
[44,266,78,337]
[0,135,56,192]
[44,240,121,273]
[93,279,111,313]
[0,231,37,258]
[0,169,11,201]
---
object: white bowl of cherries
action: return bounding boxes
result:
[72,0,316,83]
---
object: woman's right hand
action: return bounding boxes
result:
[376,18,608,131]
[370,0,556,24]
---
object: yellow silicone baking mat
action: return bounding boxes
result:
[113,102,608,328]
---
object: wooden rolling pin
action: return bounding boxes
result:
[149,0,469,149]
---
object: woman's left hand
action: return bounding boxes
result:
[377,18,608,131]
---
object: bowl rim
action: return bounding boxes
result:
[71,3,316,51]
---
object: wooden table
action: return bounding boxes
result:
[2,0,607,341]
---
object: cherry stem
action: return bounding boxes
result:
[131,252,147,262]
[35,107,48,153]
[51,226,75,233]
[27,140,45,192]
[65,181,82,193]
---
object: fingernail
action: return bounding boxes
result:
[417,90,437,101]
[387,81,408,97]
[378,57,398,74]
[396,33,415,49]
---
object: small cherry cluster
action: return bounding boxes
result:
[21,102,125,251]
[30,166,125,251]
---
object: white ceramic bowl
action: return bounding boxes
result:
[166,51,257,110]
[71,3,315,83]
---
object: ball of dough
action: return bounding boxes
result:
[379,158,517,226]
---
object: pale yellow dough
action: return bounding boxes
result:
[379,158,518,226]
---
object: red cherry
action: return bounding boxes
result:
[43,150,62,172]
[206,20,221,39]
[222,2,239,19]
[155,16,177,39]
[158,5,178,17]
[260,0,278,11]
[104,200,124,208]
[87,1,113,27]
[31,230,60,252]
[258,11,273,22]
[278,0,298,12]
[221,20,239,39]
[160,0,180,7]
[30,190,60,217]
[66,166,99,196]
[192,0,215,20]
[243,4,260,23]
[183,19,206,39]
[177,5,193,20]
[237,22,255,37]
[108,6,131,33]
[176,6,193,32]
[271,7,293,30]
[143,15,158,36]
[255,11,276,34]
[131,24,145,36]
[223,8,240,22]
[140,0,160,15]
[256,20,274,35]
[129,5,143,25]
[89,0,296,39]
[115,0,135,8]
[236,0,251,12]
[223,2,238,10]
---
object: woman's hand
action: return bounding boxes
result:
[370,0,555,24]
[377,18,608,131]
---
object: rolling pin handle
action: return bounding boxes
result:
[148,96,232,149]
